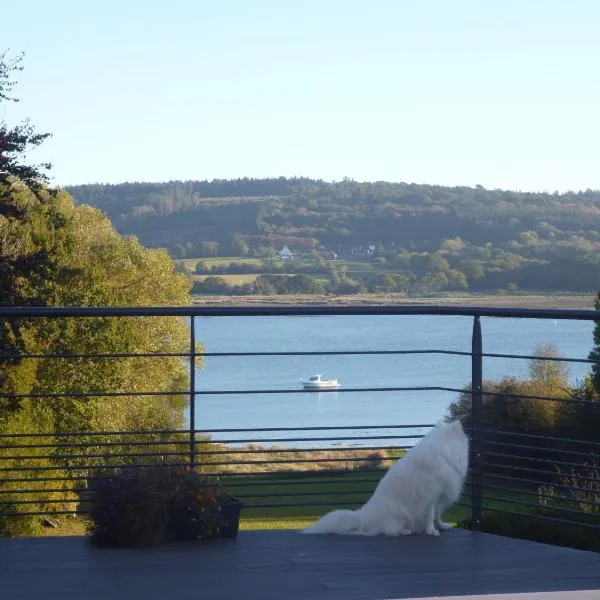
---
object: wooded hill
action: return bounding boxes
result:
[67,178,600,293]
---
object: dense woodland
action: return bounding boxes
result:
[68,178,600,294]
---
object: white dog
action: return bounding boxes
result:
[303,420,469,537]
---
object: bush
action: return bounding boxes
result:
[87,466,228,547]
[461,462,600,552]
[459,508,600,553]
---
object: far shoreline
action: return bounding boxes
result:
[191,292,596,310]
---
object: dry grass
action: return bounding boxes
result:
[192,292,595,309]
[181,257,263,270]
[197,442,395,474]
[192,274,260,285]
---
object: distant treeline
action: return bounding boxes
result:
[67,178,600,292]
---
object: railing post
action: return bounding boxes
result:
[189,316,196,471]
[471,315,483,530]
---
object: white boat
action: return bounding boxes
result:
[301,374,340,390]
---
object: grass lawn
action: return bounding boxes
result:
[227,470,477,531]
[181,257,264,270]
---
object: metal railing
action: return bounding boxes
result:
[1,304,599,538]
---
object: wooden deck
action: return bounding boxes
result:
[1,529,600,600]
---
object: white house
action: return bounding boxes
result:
[279,245,293,260]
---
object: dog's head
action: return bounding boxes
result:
[439,420,468,442]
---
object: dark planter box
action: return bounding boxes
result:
[219,497,244,538]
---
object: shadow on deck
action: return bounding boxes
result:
[2,529,600,600]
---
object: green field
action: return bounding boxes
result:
[192,274,260,285]
[181,257,264,270]
[224,471,534,531]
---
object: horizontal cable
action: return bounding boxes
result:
[482,461,600,482]
[0,390,187,399]
[226,476,383,488]
[241,500,365,509]
[473,428,600,449]
[2,498,79,506]
[476,389,597,406]
[481,483,600,510]
[0,450,398,464]
[1,351,188,360]
[480,472,600,496]
[7,348,596,365]
[0,429,188,439]
[230,489,372,499]
[0,509,91,517]
[481,493,600,519]
[206,435,421,444]
[481,352,598,365]
[481,439,600,461]
[5,349,473,360]
[0,423,431,439]
[0,487,85,495]
[478,505,600,531]
[0,462,188,473]
[483,450,599,469]
[174,456,393,468]
[0,439,193,450]
[0,449,193,461]
[199,444,404,455]
[201,424,431,433]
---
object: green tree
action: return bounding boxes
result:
[378,272,397,292]
[1,187,197,534]
[231,234,249,256]
[195,260,208,274]
[589,291,600,395]
[1,51,60,404]
[0,53,199,531]
[200,241,219,257]
[1,52,52,194]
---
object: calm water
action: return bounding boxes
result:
[189,315,594,447]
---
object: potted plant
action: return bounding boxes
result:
[87,465,244,547]
[217,493,245,538]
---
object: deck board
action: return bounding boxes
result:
[1,529,600,600]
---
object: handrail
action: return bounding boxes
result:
[0,304,598,319]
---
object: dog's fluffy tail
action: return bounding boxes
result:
[302,509,361,534]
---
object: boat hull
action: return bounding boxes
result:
[302,381,340,390]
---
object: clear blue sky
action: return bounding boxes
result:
[3,0,600,191]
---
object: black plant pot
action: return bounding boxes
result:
[167,506,203,541]
[219,497,244,538]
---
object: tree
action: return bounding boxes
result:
[231,234,249,256]
[0,52,52,195]
[0,54,199,533]
[200,241,219,257]
[529,343,569,388]
[378,272,397,292]
[195,260,208,274]
[589,291,600,395]
[1,51,59,401]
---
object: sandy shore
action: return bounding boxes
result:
[192,293,596,309]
